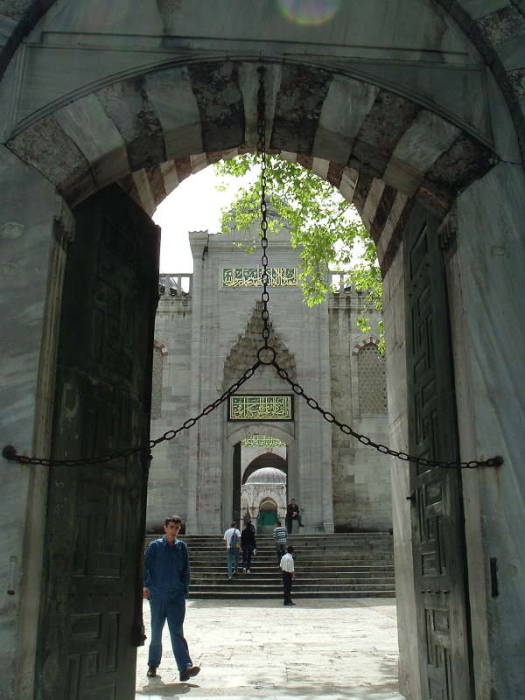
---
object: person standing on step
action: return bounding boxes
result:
[280,545,296,606]
[241,520,256,573]
[273,519,288,565]
[143,515,201,682]
[285,498,304,534]
[223,521,241,580]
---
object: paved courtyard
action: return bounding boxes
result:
[136,598,405,700]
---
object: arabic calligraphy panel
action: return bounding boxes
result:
[229,395,293,421]
[222,267,297,287]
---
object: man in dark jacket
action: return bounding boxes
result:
[143,515,200,682]
[240,520,256,573]
[285,498,304,533]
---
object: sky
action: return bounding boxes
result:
[153,160,365,275]
[153,164,254,273]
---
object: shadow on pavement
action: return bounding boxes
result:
[136,677,194,697]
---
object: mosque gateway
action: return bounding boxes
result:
[147,224,391,534]
[0,1,524,699]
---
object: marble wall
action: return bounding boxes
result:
[148,224,392,535]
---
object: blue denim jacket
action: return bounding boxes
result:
[144,537,190,599]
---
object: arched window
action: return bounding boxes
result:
[358,343,387,414]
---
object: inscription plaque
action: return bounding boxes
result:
[229,395,293,421]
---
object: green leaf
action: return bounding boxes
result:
[214,154,384,339]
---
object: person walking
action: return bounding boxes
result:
[223,521,241,580]
[241,520,256,573]
[143,515,200,682]
[285,498,304,534]
[273,519,288,565]
[280,545,296,606]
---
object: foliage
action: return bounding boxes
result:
[214,153,383,337]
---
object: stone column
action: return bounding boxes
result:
[186,232,208,533]
[449,163,525,699]
[318,300,334,533]
[0,146,72,700]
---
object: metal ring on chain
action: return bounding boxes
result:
[0,65,503,473]
[257,346,276,364]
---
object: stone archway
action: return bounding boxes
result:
[1,4,524,700]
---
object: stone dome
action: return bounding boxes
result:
[245,467,286,484]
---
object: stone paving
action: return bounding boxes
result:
[135,598,405,700]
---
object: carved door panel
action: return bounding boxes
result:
[37,185,160,700]
[404,206,473,700]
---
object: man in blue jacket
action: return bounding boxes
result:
[143,515,200,682]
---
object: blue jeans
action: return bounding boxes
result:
[148,595,192,672]
[227,547,238,577]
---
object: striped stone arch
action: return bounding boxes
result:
[1,0,524,158]
[5,60,497,274]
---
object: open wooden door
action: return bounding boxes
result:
[405,205,473,700]
[37,185,160,700]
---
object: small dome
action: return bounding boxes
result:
[245,467,286,484]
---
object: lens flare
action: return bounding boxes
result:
[277,0,342,26]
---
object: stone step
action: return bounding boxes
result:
[188,556,394,565]
[193,572,394,580]
[189,590,395,599]
[184,542,392,556]
[191,578,395,587]
[146,533,394,544]
[145,533,395,600]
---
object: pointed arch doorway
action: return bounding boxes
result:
[225,427,295,527]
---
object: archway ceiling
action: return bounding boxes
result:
[0,0,523,151]
[5,60,497,273]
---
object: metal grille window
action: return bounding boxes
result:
[358,343,387,414]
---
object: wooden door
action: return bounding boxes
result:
[404,205,473,700]
[37,185,160,700]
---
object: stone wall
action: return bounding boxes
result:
[146,294,192,530]
[148,224,392,534]
[329,288,391,531]
[0,147,69,700]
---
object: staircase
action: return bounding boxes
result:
[145,533,395,599]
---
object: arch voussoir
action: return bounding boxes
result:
[3,59,499,273]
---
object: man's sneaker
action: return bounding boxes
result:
[147,667,157,677]
[180,665,200,682]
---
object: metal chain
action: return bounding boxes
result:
[269,359,502,469]
[255,66,276,366]
[3,361,261,467]
[2,65,502,472]
[250,68,500,469]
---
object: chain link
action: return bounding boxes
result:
[256,66,271,351]
[3,361,261,467]
[271,360,502,469]
[2,66,502,472]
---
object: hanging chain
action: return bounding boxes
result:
[2,65,502,471]
[2,361,260,467]
[269,361,502,469]
[255,66,276,366]
[251,67,501,470]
